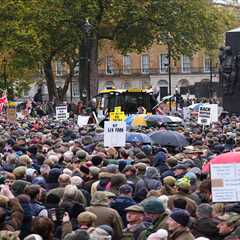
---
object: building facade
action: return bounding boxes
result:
[27,41,219,101]
[97,41,218,100]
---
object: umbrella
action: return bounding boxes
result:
[188,103,204,112]
[145,115,182,124]
[126,132,152,144]
[202,152,240,173]
[131,114,147,127]
[148,130,188,147]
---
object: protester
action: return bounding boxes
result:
[0,98,239,240]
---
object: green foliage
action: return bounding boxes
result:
[0,0,237,99]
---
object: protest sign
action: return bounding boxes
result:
[110,106,125,121]
[77,116,90,127]
[104,121,126,147]
[198,105,211,125]
[56,105,68,121]
[7,101,17,122]
[210,104,218,123]
[183,107,190,120]
[211,163,240,202]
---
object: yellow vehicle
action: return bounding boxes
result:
[95,88,158,115]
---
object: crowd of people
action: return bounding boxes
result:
[0,103,239,240]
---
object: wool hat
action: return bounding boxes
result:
[91,156,103,166]
[77,211,97,225]
[89,166,100,177]
[119,184,133,194]
[98,225,113,236]
[134,162,147,171]
[147,229,168,240]
[163,176,176,186]
[123,165,136,174]
[13,166,27,179]
[91,191,108,206]
[125,205,144,213]
[170,209,190,227]
[24,234,43,240]
[64,230,90,240]
[76,150,87,160]
[143,199,165,214]
[144,167,159,179]
[176,177,191,191]
[185,172,197,184]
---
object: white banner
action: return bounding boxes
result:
[104,121,126,147]
[211,163,240,202]
[56,105,68,121]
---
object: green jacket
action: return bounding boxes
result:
[224,226,240,240]
[139,212,169,240]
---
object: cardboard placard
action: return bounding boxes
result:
[211,163,240,202]
[104,121,126,147]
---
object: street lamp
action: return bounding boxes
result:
[165,32,173,111]
[78,19,93,102]
[2,58,7,90]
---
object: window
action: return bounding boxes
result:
[141,54,149,74]
[160,54,168,73]
[106,56,114,75]
[74,62,79,76]
[56,61,64,76]
[204,55,211,73]
[181,55,191,73]
[73,82,80,97]
[123,55,132,74]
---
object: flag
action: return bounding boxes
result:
[0,95,8,112]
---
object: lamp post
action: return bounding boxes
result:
[83,19,93,101]
[165,32,173,112]
[78,19,93,102]
[209,57,213,99]
[2,58,7,91]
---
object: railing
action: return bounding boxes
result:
[98,67,218,77]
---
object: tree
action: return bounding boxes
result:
[1,0,237,101]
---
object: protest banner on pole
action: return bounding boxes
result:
[104,121,126,147]
[211,163,240,202]
[56,105,68,121]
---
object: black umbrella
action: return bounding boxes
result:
[148,130,188,147]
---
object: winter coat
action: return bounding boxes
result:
[191,217,221,240]
[134,177,161,202]
[139,212,169,240]
[168,193,197,217]
[110,196,136,226]
[169,227,195,240]
[86,205,123,240]
[0,198,24,232]
[152,152,169,174]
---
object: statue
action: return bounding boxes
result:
[219,46,236,95]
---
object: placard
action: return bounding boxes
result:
[211,163,240,202]
[198,105,211,125]
[77,116,90,127]
[183,107,190,120]
[7,101,17,122]
[56,105,68,121]
[109,106,125,121]
[104,121,126,147]
[210,104,218,123]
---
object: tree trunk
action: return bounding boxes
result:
[89,37,98,98]
[43,58,58,102]
[59,66,74,102]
